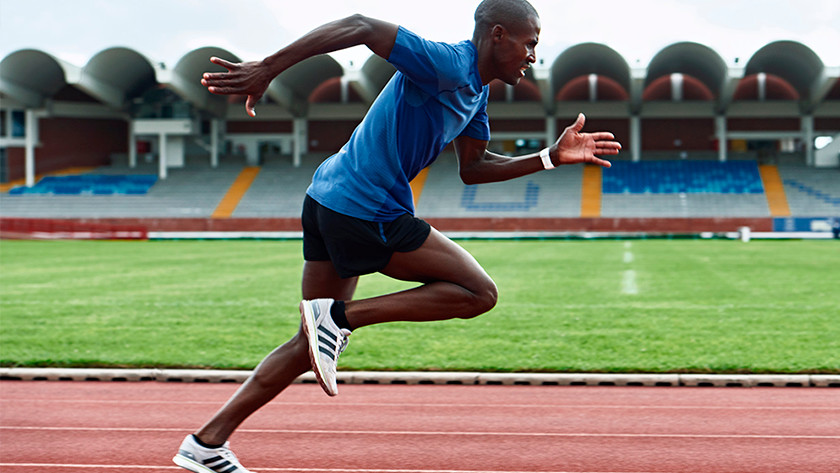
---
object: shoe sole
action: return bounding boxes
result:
[300,301,338,396]
[173,454,213,473]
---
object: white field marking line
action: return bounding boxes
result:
[4,398,840,411]
[2,426,839,440]
[621,242,638,295]
[0,465,659,473]
[621,270,638,295]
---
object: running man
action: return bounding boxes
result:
[174,1,621,471]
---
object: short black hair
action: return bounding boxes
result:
[474,0,539,32]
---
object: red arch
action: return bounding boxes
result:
[489,79,542,102]
[513,79,541,101]
[555,75,628,101]
[733,74,799,101]
[308,77,364,103]
[556,76,589,101]
[642,74,714,101]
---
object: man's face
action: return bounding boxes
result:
[493,15,540,85]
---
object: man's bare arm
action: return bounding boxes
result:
[201,14,399,116]
[454,114,620,185]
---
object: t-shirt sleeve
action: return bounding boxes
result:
[388,26,470,96]
[460,98,491,141]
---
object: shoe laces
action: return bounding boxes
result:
[337,329,351,356]
[215,445,241,463]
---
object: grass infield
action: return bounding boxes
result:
[0,239,837,374]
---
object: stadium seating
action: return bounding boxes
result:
[416,154,583,218]
[602,161,764,194]
[8,174,157,196]
[1,158,838,220]
[598,160,775,217]
[780,165,840,216]
[0,164,239,218]
[232,158,319,217]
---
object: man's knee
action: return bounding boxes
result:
[461,276,498,319]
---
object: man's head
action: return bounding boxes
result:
[472,0,541,85]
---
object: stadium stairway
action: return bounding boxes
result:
[211,166,261,218]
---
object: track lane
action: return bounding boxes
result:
[1,381,839,473]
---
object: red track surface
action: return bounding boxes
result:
[1,381,839,472]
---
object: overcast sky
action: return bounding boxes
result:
[2,0,839,70]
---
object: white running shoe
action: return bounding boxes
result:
[173,434,252,473]
[300,298,351,396]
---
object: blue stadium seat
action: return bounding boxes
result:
[602,161,764,194]
[6,174,157,196]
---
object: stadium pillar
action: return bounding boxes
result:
[210,119,221,168]
[545,116,556,148]
[630,115,641,162]
[128,121,137,168]
[716,115,727,162]
[24,110,39,187]
[293,118,307,168]
[158,133,168,179]
[801,115,814,166]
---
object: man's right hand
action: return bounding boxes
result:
[201,57,271,117]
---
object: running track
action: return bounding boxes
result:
[1,381,839,473]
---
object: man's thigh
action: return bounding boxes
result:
[381,227,493,291]
[301,260,358,301]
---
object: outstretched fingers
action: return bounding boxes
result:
[201,78,245,94]
[210,56,238,70]
[588,156,612,168]
[589,131,616,141]
[588,132,622,156]
[568,113,586,133]
[201,57,246,94]
[245,95,259,117]
[594,142,622,155]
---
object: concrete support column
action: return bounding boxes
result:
[24,110,39,187]
[545,115,556,147]
[801,115,814,166]
[630,115,641,162]
[505,84,515,102]
[293,118,307,168]
[210,119,220,168]
[158,133,168,179]
[716,115,727,162]
[128,120,137,168]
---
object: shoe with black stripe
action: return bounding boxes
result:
[173,434,252,473]
[300,298,351,396]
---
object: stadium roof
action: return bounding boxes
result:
[1,40,838,119]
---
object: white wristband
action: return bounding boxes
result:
[540,147,555,170]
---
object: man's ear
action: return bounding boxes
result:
[491,24,506,42]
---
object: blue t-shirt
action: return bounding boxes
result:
[306,26,491,221]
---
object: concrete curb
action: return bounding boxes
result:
[1,368,838,387]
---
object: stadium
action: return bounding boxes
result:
[1,38,838,237]
[1,5,840,472]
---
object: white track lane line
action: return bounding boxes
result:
[3,426,838,440]
[4,399,840,410]
[0,465,670,473]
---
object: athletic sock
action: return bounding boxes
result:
[192,434,225,450]
[330,300,352,331]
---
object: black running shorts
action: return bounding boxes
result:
[302,195,432,278]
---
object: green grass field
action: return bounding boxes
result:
[0,239,837,373]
